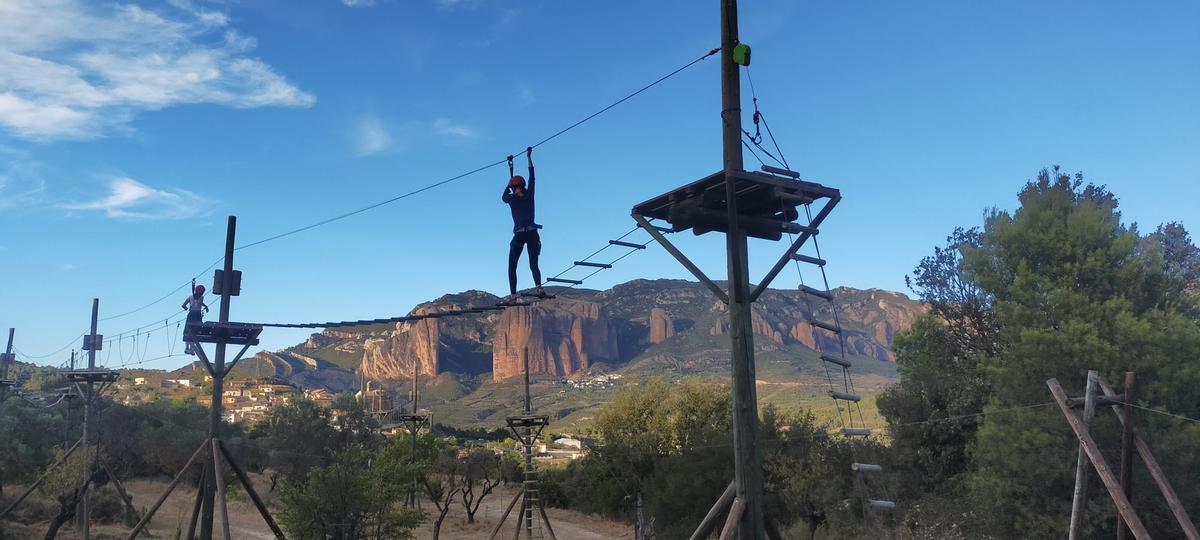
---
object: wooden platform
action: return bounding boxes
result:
[64,370,119,383]
[632,168,839,240]
[505,414,550,429]
[183,322,263,346]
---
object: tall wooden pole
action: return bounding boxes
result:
[720,0,764,537]
[1069,371,1099,540]
[1117,372,1136,540]
[201,216,237,540]
[1,328,13,402]
[79,298,99,539]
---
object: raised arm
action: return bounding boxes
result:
[526,147,535,194]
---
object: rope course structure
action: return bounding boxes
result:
[41,46,718,340]
[247,223,659,330]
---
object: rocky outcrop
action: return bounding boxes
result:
[649,308,674,344]
[492,299,618,381]
[359,319,440,380]
[257,280,927,388]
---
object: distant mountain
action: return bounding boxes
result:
[233,279,926,395]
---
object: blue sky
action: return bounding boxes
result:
[2,0,1197,369]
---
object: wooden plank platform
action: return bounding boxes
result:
[632,169,839,240]
[505,414,550,429]
[64,370,119,383]
[183,322,263,346]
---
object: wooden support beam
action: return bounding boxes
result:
[1117,372,1136,540]
[539,503,559,540]
[0,438,82,519]
[1068,370,1098,540]
[217,441,285,539]
[488,490,523,540]
[690,482,736,540]
[126,438,210,540]
[718,497,746,540]
[1096,376,1199,540]
[633,212,728,304]
[212,440,232,540]
[1046,379,1150,540]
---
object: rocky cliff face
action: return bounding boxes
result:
[256,279,926,390]
[649,308,674,344]
[491,299,618,381]
[359,318,440,380]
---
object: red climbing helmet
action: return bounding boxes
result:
[508,175,526,189]
[194,284,206,295]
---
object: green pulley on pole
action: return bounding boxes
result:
[732,43,751,66]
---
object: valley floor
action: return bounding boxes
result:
[1,479,630,539]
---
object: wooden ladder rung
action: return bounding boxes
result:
[546,277,582,285]
[842,427,872,437]
[608,240,646,249]
[761,164,800,178]
[852,463,882,473]
[790,254,826,266]
[810,319,840,333]
[830,390,861,402]
[800,285,833,301]
[574,261,612,269]
[869,500,896,509]
[820,354,851,368]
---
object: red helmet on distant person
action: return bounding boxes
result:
[194,285,206,295]
[508,175,526,189]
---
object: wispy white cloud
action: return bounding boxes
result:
[0,0,314,140]
[432,118,476,139]
[341,0,377,6]
[58,263,76,272]
[0,145,48,209]
[353,114,392,156]
[64,177,212,220]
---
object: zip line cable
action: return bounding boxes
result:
[77,46,720,337]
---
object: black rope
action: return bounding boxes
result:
[84,47,720,335]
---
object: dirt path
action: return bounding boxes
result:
[424,485,630,540]
[22,478,625,539]
[122,478,276,539]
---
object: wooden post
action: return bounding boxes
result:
[0,438,82,520]
[719,498,746,540]
[126,438,210,540]
[1068,370,1099,540]
[1047,379,1150,540]
[719,0,764,537]
[212,441,232,540]
[216,441,285,539]
[690,482,736,540]
[202,216,237,540]
[487,490,523,540]
[1117,372,1136,540]
[80,298,99,540]
[1096,376,1200,540]
[0,328,13,403]
[187,461,209,540]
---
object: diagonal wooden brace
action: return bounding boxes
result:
[1096,376,1199,540]
[633,213,729,303]
[1047,379,1150,540]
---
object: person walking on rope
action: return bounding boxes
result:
[503,147,543,297]
[181,284,209,355]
